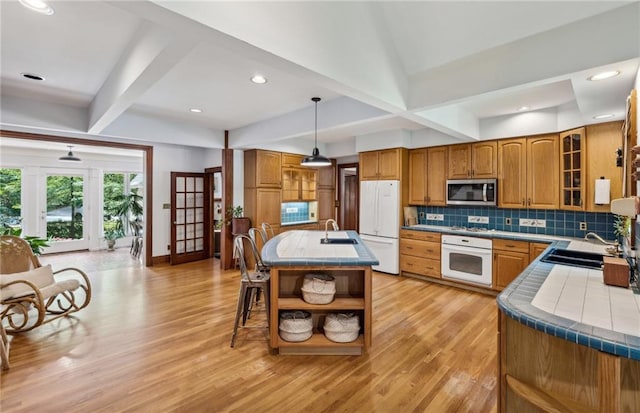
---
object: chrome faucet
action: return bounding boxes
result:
[325,219,339,241]
[584,232,617,246]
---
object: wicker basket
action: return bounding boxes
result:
[301,273,336,304]
[323,313,360,343]
[279,311,313,342]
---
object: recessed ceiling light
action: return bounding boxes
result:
[189,108,202,113]
[593,113,614,119]
[517,106,529,112]
[250,75,267,84]
[19,0,54,15]
[21,72,45,81]
[587,70,620,81]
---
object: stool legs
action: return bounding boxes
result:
[230,281,270,348]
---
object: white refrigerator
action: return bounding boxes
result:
[359,180,400,274]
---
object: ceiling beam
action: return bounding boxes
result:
[87,20,197,134]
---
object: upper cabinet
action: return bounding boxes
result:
[498,134,558,209]
[244,150,282,188]
[282,167,317,201]
[448,141,497,179]
[527,134,559,209]
[360,148,404,180]
[408,149,427,205]
[427,147,448,206]
[408,146,448,206]
[585,122,623,212]
[317,160,336,189]
[282,153,304,167]
[559,127,585,210]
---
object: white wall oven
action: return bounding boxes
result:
[441,234,492,287]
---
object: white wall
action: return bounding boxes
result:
[355,129,411,152]
[480,108,559,138]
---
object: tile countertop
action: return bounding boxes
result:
[403,224,640,360]
[261,230,380,267]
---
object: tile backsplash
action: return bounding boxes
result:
[281,202,311,224]
[415,205,616,241]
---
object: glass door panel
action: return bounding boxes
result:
[43,171,89,253]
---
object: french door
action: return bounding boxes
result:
[41,169,89,253]
[170,172,210,264]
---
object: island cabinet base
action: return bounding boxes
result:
[269,266,372,355]
[498,311,640,412]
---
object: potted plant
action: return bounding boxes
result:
[0,217,50,255]
[104,228,124,251]
[226,205,250,235]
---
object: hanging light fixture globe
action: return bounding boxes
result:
[59,145,82,162]
[301,97,331,167]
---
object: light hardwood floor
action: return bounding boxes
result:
[1,248,498,412]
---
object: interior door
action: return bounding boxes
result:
[41,170,89,254]
[170,172,210,265]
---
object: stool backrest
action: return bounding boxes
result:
[261,222,275,240]
[234,234,267,279]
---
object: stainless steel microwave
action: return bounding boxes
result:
[446,179,497,206]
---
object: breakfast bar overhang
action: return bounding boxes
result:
[262,230,379,355]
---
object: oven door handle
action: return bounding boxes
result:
[442,243,492,256]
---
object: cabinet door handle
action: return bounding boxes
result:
[505,244,515,248]
[522,199,525,206]
[528,198,531,206]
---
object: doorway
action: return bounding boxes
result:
[338,163,359,231]
[42,170,89,254]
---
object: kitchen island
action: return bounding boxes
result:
[261,230,379,355]
[497,239,640,412]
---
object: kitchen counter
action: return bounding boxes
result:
[262,230,379,267]
[492,238,640,411]
[262,230,378,355]
[402,224,572,243]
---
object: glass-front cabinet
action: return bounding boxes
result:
[559,127,585,210]
[282,167,316,201]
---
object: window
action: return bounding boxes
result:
[0,168,21,226]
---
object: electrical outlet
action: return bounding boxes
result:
[579,222,587,230]
[468,216,489,224]
[434,214,444,221]
[167,244,170,250]
[505,217,512,225]
[419,211,425,218]
[426,213,436,220]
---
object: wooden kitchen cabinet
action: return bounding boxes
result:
[527,134,559,209]
[282,152,304,167]
[493,239,529,290]
[317,188,336,222]
[408,148,427,205]
[498,134,558,209]
[529,242,549,262]
[317,160,336,189]
[399,229,441,279]
[359,148,404,180]
[244,149,282,188]
[427,146,448,206]
[282,167,316,201]
[408,146,447,206]
[585,121,623,212]
[244,187,281,231]
[448,141,497,179]
[559,127,586,210]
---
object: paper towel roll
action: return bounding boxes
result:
[595,178,610,205]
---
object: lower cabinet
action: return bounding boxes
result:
[493,239,530,290]
[399,229,441,279]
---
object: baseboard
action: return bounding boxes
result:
[151,255,170,265]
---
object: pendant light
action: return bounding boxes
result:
[59,145,82,162]
[301,97,331,167]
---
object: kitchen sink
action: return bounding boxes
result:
[540,248,604,269]
[320,238,358,244]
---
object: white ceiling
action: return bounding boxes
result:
[1,1,639,157]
